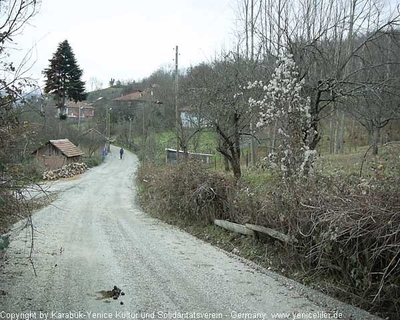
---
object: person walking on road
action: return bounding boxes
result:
[119,148,124,160]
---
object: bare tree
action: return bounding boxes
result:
[175,64,216,157]
[188,55,257,179]
[233,0,400,153]
[350,31,400,154]
[0,0,41,237]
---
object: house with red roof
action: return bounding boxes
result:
[64,101,95,122]
[113,89,162,107]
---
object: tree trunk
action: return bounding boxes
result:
[277,0,282,55]
[372,126,380,155]
[308,89,321,151]
[230,152,241,179]
[270,120,278,153]
[349,119,355,152]
[329,117,334,154]
[224,156,230,172]
[231,111,242,179]
[340,111,346,154]
[334,108,340,153]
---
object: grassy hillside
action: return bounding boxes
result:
[86,87,125,102]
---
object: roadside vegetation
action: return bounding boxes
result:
[0,3,105,234]
[135,51,400,319]
[137,144,400,319]
[0,1,42,237]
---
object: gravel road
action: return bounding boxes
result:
[0,146,379,319]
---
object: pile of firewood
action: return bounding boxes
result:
[42,163,88,180]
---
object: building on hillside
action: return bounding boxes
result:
[32,139,84,170]
[113,90,149,107]
[111,90,163,130]
[64,101,95,122]
[113,89,162,107]
[42,98,95,122]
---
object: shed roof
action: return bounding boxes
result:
[49,139,84,157]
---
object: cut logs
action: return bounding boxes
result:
[245,223,297,244]
[214,219,256,236]
[42,163,88,180]
[214,219,296,244]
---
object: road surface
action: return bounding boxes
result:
[0,146,378,319]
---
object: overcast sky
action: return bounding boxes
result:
[14,0,236,91]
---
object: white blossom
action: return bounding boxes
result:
[244,53,316,178]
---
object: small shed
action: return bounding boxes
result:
[33,139,84,170]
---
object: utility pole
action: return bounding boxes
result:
[106,107,112,152]
[142,104,145,147]
[129,117,132,148]
[175,45,180,164]
[78,106,83,131]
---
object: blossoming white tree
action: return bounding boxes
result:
[247,54,316,177]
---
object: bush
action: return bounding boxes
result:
[138,161,399,319]
[138,160,236,225]
[246,173,400,318]
[82,155,103,168]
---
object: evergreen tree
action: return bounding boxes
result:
[43,40,87,116]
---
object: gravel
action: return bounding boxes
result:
[0,146,381,319]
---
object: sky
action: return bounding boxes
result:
[13,0,237,92]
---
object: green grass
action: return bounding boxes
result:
[158,130,216,154]
[135,130,218,164]
[315,143,400,178]
[86,87,124,102]
[137,126,400,180]
[157,131,176,153]
[236,143,400,185]
[241,169,274,187]
[315,146,369,175]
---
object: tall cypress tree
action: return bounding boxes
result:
[43,40,87,116]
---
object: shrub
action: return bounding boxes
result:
[137,160,236,225]
[248,173,400,318]
[82,155,103,168]
[138,161,399,318]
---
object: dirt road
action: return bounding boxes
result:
[0,147,378,319]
